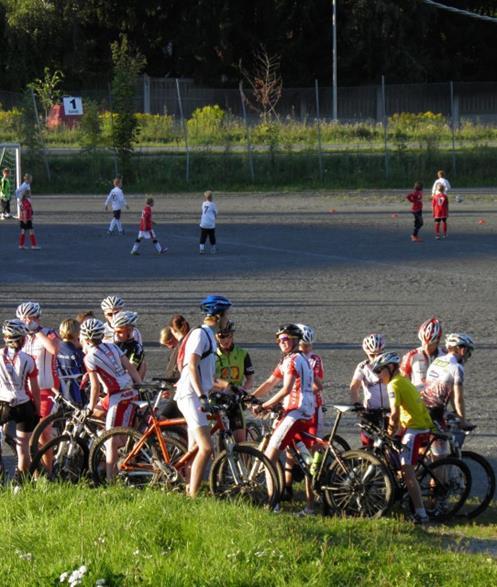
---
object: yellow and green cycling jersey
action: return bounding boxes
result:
[387,373,433,430]
[215,345,254,386]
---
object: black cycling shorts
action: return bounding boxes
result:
[6,400,39,432]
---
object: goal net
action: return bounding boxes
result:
[0,143,21,189]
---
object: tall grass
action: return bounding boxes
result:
[0,483,495,586]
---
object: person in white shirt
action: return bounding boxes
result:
[199,190,218,254]
[104,176,128,235]
[15,173,32,220]
[431,169,451,197]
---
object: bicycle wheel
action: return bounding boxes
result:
[239,441,285,499]
[321,449,394,518]
[417,457,472,522]
[209,444,279,508]
[322,433,351,452]
[30,435,88,483]
[245,420,263,443]
[29,411,68,458]
[456,451,495,519]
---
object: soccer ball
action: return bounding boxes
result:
[455,195,464,203]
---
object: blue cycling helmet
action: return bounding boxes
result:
[200,295,232,316]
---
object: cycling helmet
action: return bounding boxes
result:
[200,295,232,316]
[362,333,385,355]
[275,324,303,340]
[418,317,442,345]
[80,318,106,341]
[16,301,41,319]
[295,323,315,344]
[445,333,475,350]
[111,311,138,329]
[370,352,401,374]
[218,320,235,335]
[2,319,28,341]
[101,295,125,312]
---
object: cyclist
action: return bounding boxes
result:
[0,320,40,479]
[215,320,255,442]
[57,318,86,405]
[252,324,315,515]
[112,311,147,379]
[422,333,474,433]
[174,295,232,498]
[371,352,434,524]
[401,317,444,391]
[100,295,143,345]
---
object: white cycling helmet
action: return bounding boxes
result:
[16,301,41,320]
[296,323,315,344]
[362,333,385,355]
[445,333,475,350]
[2,319,28,342]
[101,295,125,312]
[112,311,138,329]
[80,318,106,341]
[370,352,401,374]
[418,317,442,345]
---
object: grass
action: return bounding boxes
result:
[0,483,496,586]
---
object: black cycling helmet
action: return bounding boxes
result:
[218,320,235,335]
[275,324,303,340]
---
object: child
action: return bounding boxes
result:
[199,190,217,254]
[406,181,423,242]
[0,167,13,220]
[431,169,451,197]
[432,183,449,240]
[57,319,86,405]
[15,173,32,220]
[104,176,128,235]
[130,197,167,255]
[18,191,40,250]
[111,311,147,379]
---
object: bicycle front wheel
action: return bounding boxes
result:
[30,434,88,483]
[322,450,394,518]
[209,444,279,508]
[418,456,472,522]
[29,411,68,458]
[457,451,496,519]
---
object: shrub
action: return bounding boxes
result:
[187,104,225,144]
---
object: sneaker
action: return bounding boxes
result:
[412,512,430,524]
[199,249,205,255]
[18,246,26,250]
[410,235,417,242]
[296,507,316,517]
[435,235,440,240]
[131,251,140,256]
[4,213,11,219]
[0,214,4,220]
[272,503,282,514]
[31,246,41,250]
[158,247,168,254]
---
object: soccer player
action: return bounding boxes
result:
[406,181,424,242]
[0,167,13,220]
[431,169,451,197]
[130,197,167,255]
[15,173,32,220]
[199,190,217,254]
[104,176,128,235]
[432,183,449,239]
[18,190,40,250]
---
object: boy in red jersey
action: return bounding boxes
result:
[406,181,424,242]
[432,183,449,240]
[130,197,167,255]
[18,191,40,250]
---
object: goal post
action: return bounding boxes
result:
[0,143,21,189]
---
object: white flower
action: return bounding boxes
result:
[59,571,69,583]
[95,580,107,586]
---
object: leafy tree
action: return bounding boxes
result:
[28,67,64,122]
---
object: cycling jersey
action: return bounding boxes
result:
[303,352,324,408]
[22,327,60,390]
[84,342,133,395]
[57,341,85,404]
[175,326,217,401]
[215,345,254,386]
[387,373,433,431]
[116,339,145,371]
[273,352,314,416]
[401,346,443,390]
[352,360,389,410]
[422,353,463,410]
[0,347,38,405]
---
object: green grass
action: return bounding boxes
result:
[0,483,496,586]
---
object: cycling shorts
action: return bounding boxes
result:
[399,429,430,466]
[7,400,39,433]
[268,410,312,451]
[176,393,208,431]
[100,389,138,429]
[304,406,324,442]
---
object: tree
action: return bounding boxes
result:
[28,67,64,122]
[240,46,282,121]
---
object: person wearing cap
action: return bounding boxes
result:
[175,295,231,498]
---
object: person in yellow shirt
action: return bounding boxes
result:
[371,352,433,524]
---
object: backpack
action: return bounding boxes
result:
[176,326,214,372]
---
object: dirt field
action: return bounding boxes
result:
[1,189,496,463]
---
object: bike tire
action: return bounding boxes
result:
[209,444,279,508]
[30,434,88,483]
[417,456,472,522]
[239,441,285,499]
[29,411,67,458]
[456,451,495,519]
[321,449,394,518]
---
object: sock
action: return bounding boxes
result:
[19,234,25,247]
[109,219,116,232]
[116,220,123,233]
[200,244,205,252]
[30,233,37,247]
[442,221,447,235]
[154,241,162,252]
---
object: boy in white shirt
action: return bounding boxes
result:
[199,191,217,254]
[104,176,128,235]
[431,170,451,197]
[15,173,32,220]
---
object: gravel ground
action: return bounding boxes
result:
[0,189,496,476]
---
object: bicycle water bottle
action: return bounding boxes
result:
[310,451,323,476]
[296,441,312,466]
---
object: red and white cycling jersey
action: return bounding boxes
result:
[84,342,133,395]
[401,346,443,391]
[0,347,38,405]
[352,360,389,410]
[421,352,464,409]
[273,351,314,416]
[22,328,60,390]
[303,351,324,408]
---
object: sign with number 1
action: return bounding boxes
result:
[63,97,83,116]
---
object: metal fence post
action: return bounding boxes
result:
[314,79,324,181]
[143,74,151,114]
[107,84,119,176]
[239,81,255,182]
[381,76,389,179]
[30,89,51,181]
[175,78,190,183]
[450,81,456,177]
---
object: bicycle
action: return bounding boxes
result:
[358,407,472,522]
[89,388,279,508]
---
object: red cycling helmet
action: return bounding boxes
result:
[418,317,442,345]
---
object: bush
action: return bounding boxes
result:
[187,104,225,144]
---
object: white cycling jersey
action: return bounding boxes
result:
[422,352,464,409]
[352,360,389,410]
[401,346,443,390]
[0,347,37,405]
